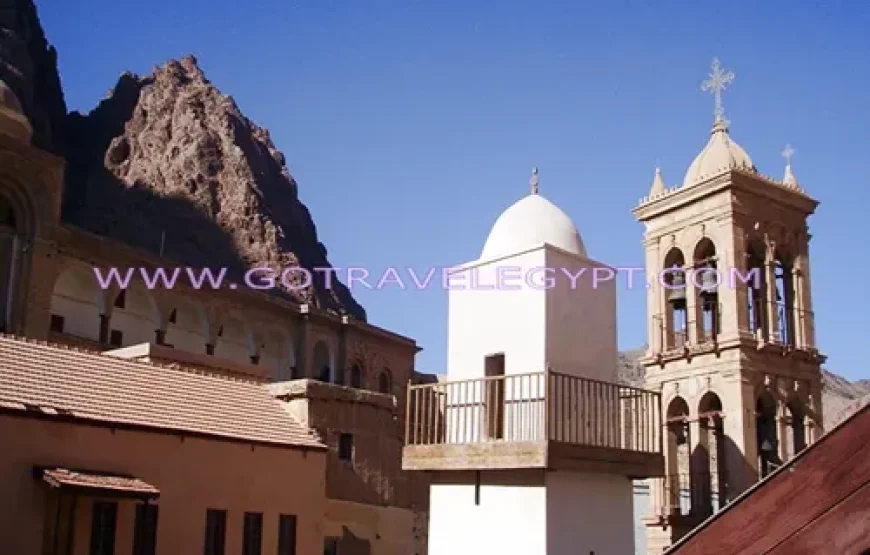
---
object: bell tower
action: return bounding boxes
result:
[632,59,825,553]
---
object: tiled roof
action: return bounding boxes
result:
[0,335,325,450]
[38,467,160,497]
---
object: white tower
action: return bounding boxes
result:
[403,169,664,555]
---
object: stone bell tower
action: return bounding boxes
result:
[632,59,825,553]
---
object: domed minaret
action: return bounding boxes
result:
[632,58,825,554]
[403,168,664,555]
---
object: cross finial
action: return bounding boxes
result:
[529,166,539,195]
[782,144,795,166]
[701,58,735,123]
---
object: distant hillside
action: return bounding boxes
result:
[617,347,870,430]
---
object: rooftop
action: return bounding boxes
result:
[0,334,325,450]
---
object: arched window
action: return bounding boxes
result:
[774,249,796,347]
[349,363,364,388]
[693,238,719,343]
[377,369,392,394]
[665,396,691,515]
[313,341,331,382]
[756,391,779,477]
[662,248,687,350]
[745,239,767,340]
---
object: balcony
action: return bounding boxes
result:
[403,370,664,478]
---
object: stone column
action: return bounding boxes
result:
[296,307,309,377]
[685,264,698,346]
[797,235,816,348]
[791,267,804,349]
[336,314,348,384]
[645,239,662,354]
[777,402,790,463]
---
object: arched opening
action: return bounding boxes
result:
[214,317,252,365]
[49,266,102,342]
[312,341,332,382]
[694,392,726,514]
[0,194,23,332]
[662,248,687,350]
[785,398,807,460]
[665,396,691,515]
[260,328,290,381]
[745,239,768,340]
[756,391,779,478]
[377,369,392,395]
[349,362,364,389]
[774,249,796,346]
[693,239,719,343]
[108,285,160,348]
[164,298,209,353]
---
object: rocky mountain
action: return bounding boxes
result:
[1,0,365,320]
[617,347,870,430]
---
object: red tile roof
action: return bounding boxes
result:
[39,467,160,497]
[0,335,325,450]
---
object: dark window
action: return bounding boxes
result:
[113,290,126,309]
[109,329,123,347]
[89,501,117,555]
[338,433,353,462]
[377,371,391,394]
[168,309,177,324]
[278,514,297,555]
[242,512,262,555]
[133,504,158,555]
[323,538,339,555]
[203,509,226,555]
[50,314,65,333]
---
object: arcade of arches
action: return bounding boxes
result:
[663,386,813,519]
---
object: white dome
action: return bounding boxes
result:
[481,193,586,260]
[683,119,755,187]
[0,80,32,142]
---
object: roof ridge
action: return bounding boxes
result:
[0,333,261,385]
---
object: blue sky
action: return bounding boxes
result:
[39,1,869,380]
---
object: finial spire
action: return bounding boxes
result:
[701,58,735,124]
[782,144,798,187]
[530,166,539,195]
[650,166,666,197]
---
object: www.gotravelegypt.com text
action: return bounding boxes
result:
[91,266,762,291]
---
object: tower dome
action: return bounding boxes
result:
[0,80,33,142]
[682,118,755,187]
[480,169,586,260]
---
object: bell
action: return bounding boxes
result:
[699,266,719,297]
[667,270,687,309]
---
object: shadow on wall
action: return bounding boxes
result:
[337,525,371,555]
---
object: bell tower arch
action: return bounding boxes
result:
[633,60,825,554]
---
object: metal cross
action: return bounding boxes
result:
[530,166,539,194]
[782,144,795,166]
[701,58,735,122]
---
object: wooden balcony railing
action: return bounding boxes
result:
[405,370,662,455]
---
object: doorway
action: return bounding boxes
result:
[484,354,505,440]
